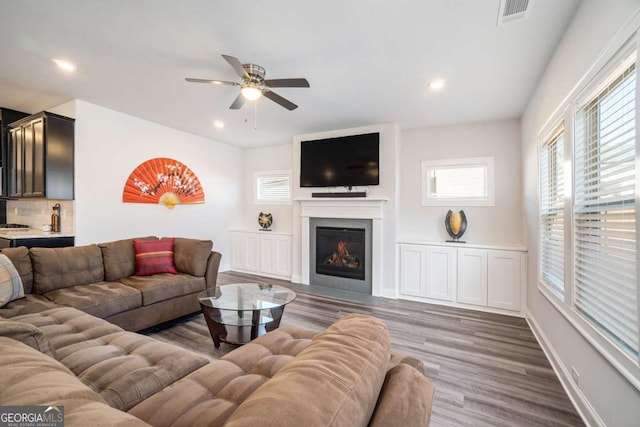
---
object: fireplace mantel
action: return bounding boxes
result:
[297,198,387,219]
[297,198,387,295]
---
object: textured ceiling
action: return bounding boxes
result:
[0,0,580,147]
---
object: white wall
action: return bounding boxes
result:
[241,143,293,233]
[522,1,640,425]
[399,119,523,246]
[73,100,243,270]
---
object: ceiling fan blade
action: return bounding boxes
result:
[263,90,298,110]
[185,78,239,86]
[222,54,249,80]
[229,94,245,110]
[264,78,310,88]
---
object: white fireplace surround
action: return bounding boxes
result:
[298,198,387,296]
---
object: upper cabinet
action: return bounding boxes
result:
[7,112,74,199]
[0,107,29,195]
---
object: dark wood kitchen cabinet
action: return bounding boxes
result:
[7,112,74,199]
[0,236,75,249]
[0,107,29,195]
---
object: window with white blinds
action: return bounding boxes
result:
[421,157,495,206]
[540,124,565,300]
[573,52,638,360]
[255,170,291,204]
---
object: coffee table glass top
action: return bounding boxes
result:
[198,283,296,312]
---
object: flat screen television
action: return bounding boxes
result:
[300,132,380,187]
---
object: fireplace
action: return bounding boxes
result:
[309,218,372,294]
[315,226,366,280]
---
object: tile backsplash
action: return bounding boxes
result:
[6,199,75,233]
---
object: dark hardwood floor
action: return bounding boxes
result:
[144,271,584,427]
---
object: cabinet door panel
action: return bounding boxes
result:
[230,234,245,269]
[400,245,426,297]
[425,247,456,301]
[274,237,292,277]
[457,249,488,306]
[259,236,275,274]
[23,122,34,196]
[243,235,259,271]
[7,128,21,197]
[488,251,522,311]
[32,118,45,197]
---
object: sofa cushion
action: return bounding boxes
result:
[0,254,24,307]
[170,237,213,277]
[99,236,158,281]
[30,245,105,294]
[11,306,124,353]
[57,331,209,411]
[0,247,33,293]
[0,293,63,318]
[224,313,391,427]
[128,326,317,427]
[0,337,150,427]
[0,319,56,358]
[134,238,178,276]
[368,363,435,427]
[120,274,205,306]
[43,282,142,319]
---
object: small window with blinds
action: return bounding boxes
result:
[254,170,291,205]
[539,124,565,300]
[573,50,638,360]
[421,157,495,206]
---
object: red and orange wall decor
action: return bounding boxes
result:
[122,158,205,209]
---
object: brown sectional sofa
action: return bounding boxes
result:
[0,236,222,330]
[0,238,435,426]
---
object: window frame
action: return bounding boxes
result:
[539,122,566,300]
[253,170,292,205]
[572,50,638,362]
[536,34,640,390]
[421,157,495,207]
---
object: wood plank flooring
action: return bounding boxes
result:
[143,271,584,427]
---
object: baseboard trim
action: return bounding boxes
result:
[526,312,603,427]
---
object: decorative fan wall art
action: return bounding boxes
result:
[123,158,205,209]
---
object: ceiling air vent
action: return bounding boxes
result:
[497,0,531,25]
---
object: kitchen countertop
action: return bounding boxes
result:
[0,229,75,239]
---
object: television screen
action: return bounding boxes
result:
[300,133,380,187]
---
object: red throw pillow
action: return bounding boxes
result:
[134,238,178,276]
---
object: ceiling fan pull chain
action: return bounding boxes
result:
[254,100,258,130]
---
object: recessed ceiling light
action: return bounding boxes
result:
[213,120,225,129]
[52,58,77,72]
[428,79,445,90]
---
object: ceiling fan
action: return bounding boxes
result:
[185,54,310,111]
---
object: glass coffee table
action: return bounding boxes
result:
[198,283,296,348]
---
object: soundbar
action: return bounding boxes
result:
[311,192,367,198]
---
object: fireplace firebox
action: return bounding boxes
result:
[315,226,365,280]
[309,218,372,295]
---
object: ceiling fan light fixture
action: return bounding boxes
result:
[52,58,77,72]
[429,79,445,90]
[241,86,262,101]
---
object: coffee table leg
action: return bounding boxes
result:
[200,305,227,348]
[265,306,286,333]
[250,309,261,340]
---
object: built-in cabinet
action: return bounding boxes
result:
[7,112,74,199]
[229,230,292,280]
[399,242,526,316]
